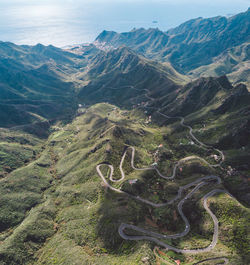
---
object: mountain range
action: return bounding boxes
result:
[95,8,250,84]
[0,8,249,265]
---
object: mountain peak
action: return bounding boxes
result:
[32,43,46,52]
[95,30,119,42]
[216,75,233,90]
[234,83,249,95]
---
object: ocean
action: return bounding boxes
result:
[0,0,248,47]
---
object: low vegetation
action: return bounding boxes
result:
[0,103,249,264]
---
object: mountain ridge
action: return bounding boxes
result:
[0,9,249,264]
[95,8,250,82]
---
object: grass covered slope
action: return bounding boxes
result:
[0,103,249,264]
[188,42,250,86]
[0,18,249,263]
[95,8,250,85]
[0,128,43,177]
[0,42,98,128]
[78,46,188,107]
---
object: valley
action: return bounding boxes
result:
[0,99,249,264]
[0,9,249,265]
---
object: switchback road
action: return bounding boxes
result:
[96,86,232,260]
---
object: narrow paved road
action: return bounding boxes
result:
[193,257,229,264]
[157,111,225,167]
[97,150,232,254]
[96,86,232,259]
[143,87,225,166]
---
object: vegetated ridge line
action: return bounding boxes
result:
[96,87,231,260]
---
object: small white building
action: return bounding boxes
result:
[129,179,138,185]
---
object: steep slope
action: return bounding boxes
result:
[0,42,95,128]
[78,47,250,183]
[0,103,249,265]
[95,28,169,57]
[0,19,249,264]
[189,42,250,86]
[95,9,250,79]
[156,75,233,116]
[78,46,187,107]
[165,9,249,71]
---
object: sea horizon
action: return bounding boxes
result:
[0,0,249,48]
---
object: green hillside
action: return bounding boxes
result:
[95,8,250,85]
[0,42,97,128]
[0,103,249,264]
[189,42,250,86]
[0,11,249,264]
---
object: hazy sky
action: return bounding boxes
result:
[0,0,249,46]
[2,0,249,4]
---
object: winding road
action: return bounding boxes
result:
[157,110,225,167]
[96,87,232,262]
[97,149,231,254]
[193,257,229,264]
